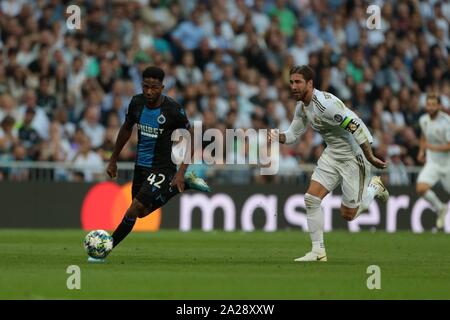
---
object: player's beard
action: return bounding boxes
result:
[292,91,302,101]
[427,108,439,118]
[294,90,307,102]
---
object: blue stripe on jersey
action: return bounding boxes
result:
[136,107,160,167]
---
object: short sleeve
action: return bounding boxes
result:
[321,98,353,128]
[125,97,138,126]
[321,95,373,144]
[175,106,191,130]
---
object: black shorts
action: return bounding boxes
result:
[132,166,176,209]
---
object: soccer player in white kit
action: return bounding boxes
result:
[270,65,389,261]
[416,93,450,229]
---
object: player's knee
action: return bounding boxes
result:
[341,207,357,221]
[137,205,151,218]
[137,211,146,218]
[126,199,146,219]
[341,212,355,221]
[416,184,428,196]
[305,193,322,211]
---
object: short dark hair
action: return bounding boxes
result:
[290,65,315,83]
[142,66,165,82]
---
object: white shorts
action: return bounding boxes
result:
[417,162,450,193]
[311,153,371,208]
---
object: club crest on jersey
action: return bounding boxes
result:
[157,114,166,124]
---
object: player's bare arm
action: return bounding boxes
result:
[270,105,307,145]
[417,134,426,163]
[106,121,134,179]
[359,140,387,169]
[425,141,450,152]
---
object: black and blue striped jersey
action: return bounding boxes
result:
[125,94,190,171]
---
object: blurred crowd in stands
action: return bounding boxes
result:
[0,0,449,184]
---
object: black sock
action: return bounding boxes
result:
[112,216,136,248]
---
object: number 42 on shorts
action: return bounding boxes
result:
[147,173,165,189]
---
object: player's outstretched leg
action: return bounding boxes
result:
[140,171,211,215]
[417,183,448,229]
[295,193,327,262]
[355,176,389,218]
[111,199,145,248]
[112,171,210,247]
[436,205,449,229]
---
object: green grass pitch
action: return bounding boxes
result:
[1,230,449,299]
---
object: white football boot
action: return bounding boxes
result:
[370,176,389,202]
[436,205,449,229]
[294,251,327,262]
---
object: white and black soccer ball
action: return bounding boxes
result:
[84,230,113,259]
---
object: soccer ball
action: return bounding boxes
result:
[83,230,113,259]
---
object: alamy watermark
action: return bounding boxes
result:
[66,5,81,30]
[366,265,381,290]
[171,121,280,175]
[66,265,81,290]
[366,5,382,30]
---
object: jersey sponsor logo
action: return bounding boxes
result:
[157,114,166,124]
[138,123,164,138]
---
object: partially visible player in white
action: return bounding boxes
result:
[270,65,389,262]
[416,93,450,229]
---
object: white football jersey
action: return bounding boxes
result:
[284,89,373,160]
[419,111,450,165]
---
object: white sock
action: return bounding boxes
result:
[305,193,325,253]
[356,181,379,216]
[424,190,445,211]
[312,241,325,252]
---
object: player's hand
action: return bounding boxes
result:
[269,130,285,144]
[369,157,388,169]
[171,171,185,193]
[106,161,118,179]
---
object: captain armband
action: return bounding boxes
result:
[340,117,368,145]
